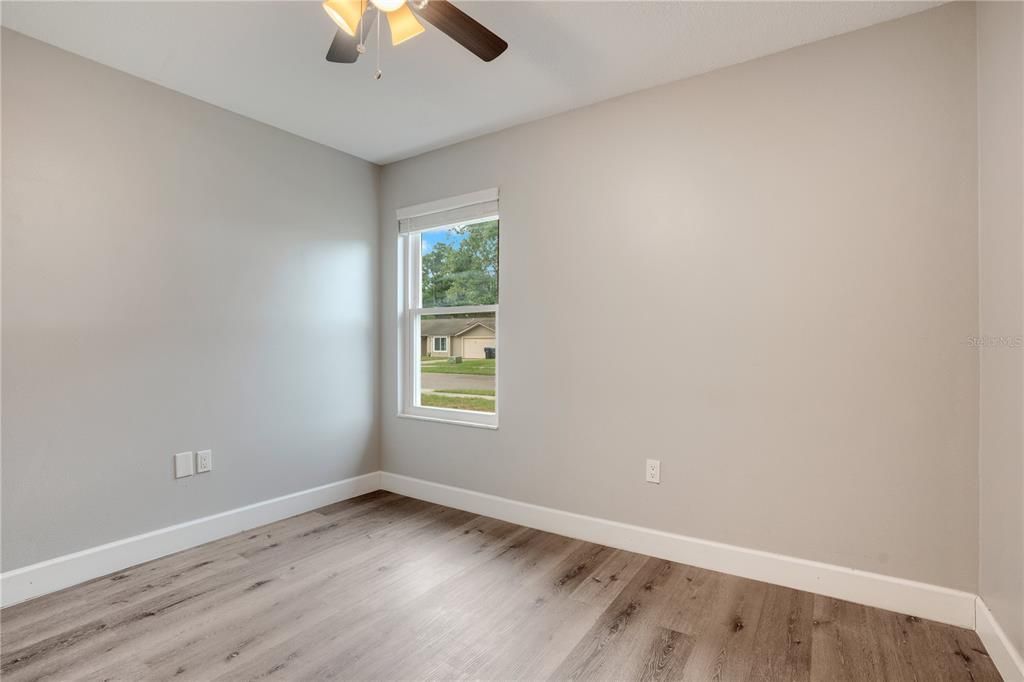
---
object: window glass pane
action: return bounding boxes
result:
[419,312,496,414]
[421,219,498,308]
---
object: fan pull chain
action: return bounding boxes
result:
[357,24,364,52]
[357,0,367,54]
[374,11,382,80]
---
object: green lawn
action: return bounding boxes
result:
[433,389,495,397]
[421,393,495,412]
[420,359,495,376]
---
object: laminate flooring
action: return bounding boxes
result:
[0,491,1002,681]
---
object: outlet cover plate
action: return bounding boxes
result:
[646,458,661,484]
[174,451,194,479]
[196,449,213,473]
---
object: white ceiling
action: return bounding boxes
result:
[2,1,940,164]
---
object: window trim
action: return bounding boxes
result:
[432,336,448,353]
[398,220,499,429]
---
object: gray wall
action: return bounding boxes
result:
[3,3,1001,608]
[380,4,980,591]
[977,1,1024,654]
[1,30,380,571]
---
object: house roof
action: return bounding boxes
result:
[421,318,496,338]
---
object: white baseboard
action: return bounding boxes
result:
[2,469,983,637]
[379,472,977,629]
[0,471,382,608]
[977,597,1024,682]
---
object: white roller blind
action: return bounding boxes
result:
[397,188,499,234]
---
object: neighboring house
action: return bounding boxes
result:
[421,317,496,359]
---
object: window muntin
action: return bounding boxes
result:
[401,215,498,427]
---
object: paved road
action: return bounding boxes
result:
[420,373,495,391]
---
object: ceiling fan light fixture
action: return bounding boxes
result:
[385,4,425,46]
[323,0,507,67]
[322,0,364,36]
[370,0,406,12]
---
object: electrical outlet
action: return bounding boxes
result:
[646,459,661,484]
[196,449,213,473]
[174,452,194,479]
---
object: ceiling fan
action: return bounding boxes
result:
[322,0,507,74]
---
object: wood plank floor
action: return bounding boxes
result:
[0,491,1001,681]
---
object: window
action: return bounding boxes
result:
[398,189,499,428]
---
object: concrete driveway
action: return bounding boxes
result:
[420,373,495,391]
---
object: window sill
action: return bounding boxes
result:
[397,411,499,430]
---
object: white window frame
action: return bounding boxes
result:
[397,191,499,429]
[432,336,448,353]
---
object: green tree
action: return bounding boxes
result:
[422,241,455,307]
[422,221,498,307]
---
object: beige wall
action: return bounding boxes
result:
[1,31,380,570]
[977,1,1024,655]
[380,4,980,591]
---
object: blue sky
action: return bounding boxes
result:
[422,227,466,255]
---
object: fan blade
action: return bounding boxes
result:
[326,10,376,63]
[415,0,507,62]
[326,30,359,63]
